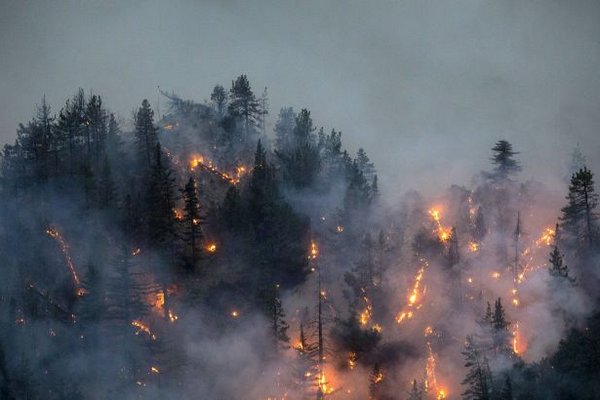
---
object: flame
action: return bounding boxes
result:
[425,342,438,392]
[359,293,372,326]
[468,241,479,252]
[188,154,247,184]
[231,310,239,318]
[336,225,344,233]
[318,368,335,395]
[428,208,451,242]
[491,271,501,279]
[535,227,556,247]
[46,227,85,296]
[206,243,217,253]
[131,247,141,256]
[437,389,447,399]
[512,321,525,354]
[396,259,427,324]
[131,320,156,340]
[173,209,183,220]
[151,366,160,374]
[348,352,357,370]
[309,240,319,260]
[168,309,178,323]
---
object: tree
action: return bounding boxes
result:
[257,86,269,135]
[356,148,376,182]
[498,375,513,400]
[228,75,261,140]
[492,298,511,355]
[471,207,487,242]
[220,186,245,230]
[210,84,228,118]
[490,140,520,180]
[407,379,423,400]
[180,177,203,269]
[146,144,176,250]
[548,246,575,283]
[274,107,295,152]
[568,144,586,178]
[462,335,492,400]
[98,156,118,209]
[134,99,159,168]
[368,363,384,399]
[259,284,289,355]
[560,167,598,250]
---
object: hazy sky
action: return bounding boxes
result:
[1,0,599,194]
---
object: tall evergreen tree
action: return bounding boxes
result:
[462,335,492,400]
[274,107,295,152]
[406,379,423,400]
[560,167,598,250]
[134,99,159,168]
[146,144,176,250]
[179,177,203,269]
[228,75,261,140]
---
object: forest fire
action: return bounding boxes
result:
[188,153,248,184]
[131,320,157,340]
[535,227,556,247]
[428,208,452,242]
[46,227,85,296]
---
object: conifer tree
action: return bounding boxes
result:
[180,177,203,269]
[228,75,260,140]
[462,335,492,400]
[560,167,598,250]
[490,140,521,181]
[134,99,159,168]
[407,379,423,400]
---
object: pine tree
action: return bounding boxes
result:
[228,75,261,140]
[260,284,289,355]
[492,298,511,355]
[257,86,269,135]
[406,379,423,400]
[462,335,492,400]
[274,107,295,152]
[490,140,521,181]
[134,99,159,168]
[560,167,598,250]
[568,144,586,178]
[548,246,575,283]
[472,207,487,242]
[98,156,117,209]
[368,363,384,400]
[356,148,376,182]
[146,144,176,250]
[220,186,245,230]
[179,177,203,269]
[498,375,513,400]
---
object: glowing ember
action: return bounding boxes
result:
[46,227,85,296]
[151,366,160,374]
[205,243,217,253]
[231,310,239,318]
[348,352,357,370]
[131,247,141,256]
[168,309,179,323]
[336,225,344,233]
[173,209,183,220]
[309,240,319,260]
[131,320,156,340]
[468,241,479,252]
[491,271,501,279]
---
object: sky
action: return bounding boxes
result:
[1,0,599,195]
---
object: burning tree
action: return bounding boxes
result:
[179,177,203,269]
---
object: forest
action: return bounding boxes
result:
[0,75,599,400]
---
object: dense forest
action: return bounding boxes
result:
[0,75,599,400]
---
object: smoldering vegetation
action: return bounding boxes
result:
[0,76,599,400]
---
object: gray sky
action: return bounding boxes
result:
[1,0,599,195]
